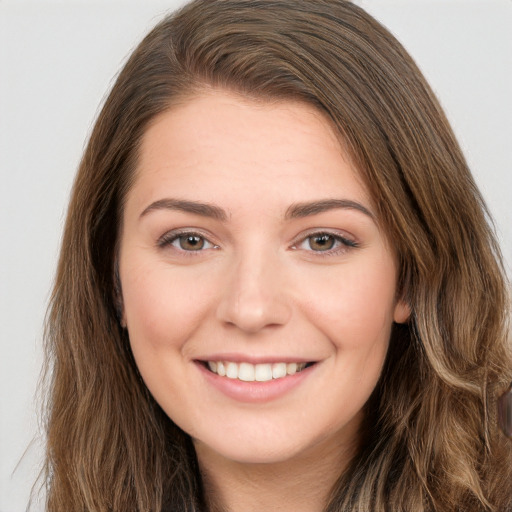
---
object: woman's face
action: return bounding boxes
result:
[119,90,409,466]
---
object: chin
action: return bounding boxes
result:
[194,436,308,465]
[191,417,357,468]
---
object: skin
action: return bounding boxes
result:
[119,90,409,511]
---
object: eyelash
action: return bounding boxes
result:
[157,229,358,257]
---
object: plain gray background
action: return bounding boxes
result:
[1,1,511,510]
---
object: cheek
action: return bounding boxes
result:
[296,253,398,351]
[120,258,216,354]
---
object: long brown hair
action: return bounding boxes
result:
[42,1,512,510]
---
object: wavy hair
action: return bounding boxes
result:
[42,1,512,510]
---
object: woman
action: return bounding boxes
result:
[43,1,512,510]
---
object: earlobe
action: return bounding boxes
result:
[114,292,127,328]
[393,300,411,324]
[120,309,127,329]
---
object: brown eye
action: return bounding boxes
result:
[178,234,205,251]
[308,234,336,251]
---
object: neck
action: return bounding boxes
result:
[195,434,359,512]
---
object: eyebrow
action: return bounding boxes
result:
[140,198,228,221]
[285,199,374,219]
[139,197,373,222]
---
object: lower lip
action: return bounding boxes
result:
[196,362,316,403]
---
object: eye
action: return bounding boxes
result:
[305,233,337,251]
[294,232,358,254]
[158,231,217,252]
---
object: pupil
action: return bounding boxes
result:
[311,234,334,251]
[180,235,204,250]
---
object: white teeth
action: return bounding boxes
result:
[272,362,287,379]
[287,362,297,375]
[255,364,273,382]
[226,362,238,379]
[206,360,310,381]
[238,362,255,382]
[217,361,226,377]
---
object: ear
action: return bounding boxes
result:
[113,260,127,328]
[114,286,127,328]
[393,299,411,324]
[119,306,127,329]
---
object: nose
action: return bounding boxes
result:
[215,249,292,334]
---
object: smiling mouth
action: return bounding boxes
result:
[203,361,315,382]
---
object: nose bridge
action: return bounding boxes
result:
[216,242,291,333]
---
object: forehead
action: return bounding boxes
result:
[130,90,371,207]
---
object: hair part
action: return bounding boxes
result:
[43,1,512,511]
